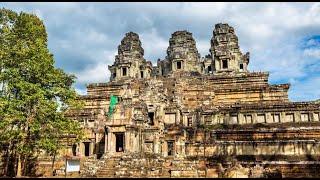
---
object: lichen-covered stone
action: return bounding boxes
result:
[30,23,320,178]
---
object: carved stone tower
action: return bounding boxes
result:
[159,31,201,75]
[210,23,250,73]
[108,32,152,81]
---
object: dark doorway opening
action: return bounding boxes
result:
[208,65,212,73]
[115,133,124,152]
[140,71,144,78]
[167,141,174,156]
[177,61,182,69]
[97,141,105,159]
[222,60,228,69]
[240,63,243,70]
[148,112,154,125]
[72,144,77,156]
[84,142,90,157]
[122,67,127,76]
[113,72,116,78]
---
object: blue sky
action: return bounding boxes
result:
[1,2,320,101]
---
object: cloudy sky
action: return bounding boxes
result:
[1,2,320,101]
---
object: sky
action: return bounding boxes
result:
[1,2,320,102]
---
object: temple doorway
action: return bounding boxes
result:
[167,141,174,156]
[84,142,90,157]
[115,133,124,152]
[97,141,105,159]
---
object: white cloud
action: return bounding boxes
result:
[304,48,320,59]
[308,3,320,23]
[139,28,168,63]
[1,2,320,101]
[75,63,109,85]
[196,40,211,57]
[75,88,87,95]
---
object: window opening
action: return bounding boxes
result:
[177,61,182,69]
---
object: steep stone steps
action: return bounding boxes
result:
[85,154,210,178]
[96,158,121,177]
[96,168,117,177]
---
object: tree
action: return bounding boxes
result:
[0,8,84,177]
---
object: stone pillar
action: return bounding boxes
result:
[112,133,116,153]
[139,128,143,154]
[117,68,120,79]
[314,112,319,122]
[107,131,115,153]
[181,140,186,157]
[200,115,205,125]
[280,112,285,123]
[175,140,179,157]
[182,115,187,126]
[135,131,140,152]
[163,141,168,157]
[176,110,180,125]
[266,113,272,123]
[90,141,94,156]
[252,113,257,124]
[127,130,131,153]
[215,60,219,72]
[295,111,301,122]
[94,132,98,155]
[141,129,144,154]
[154,137,159,154]
[125,131,129,153]
[172,61,175,71]
[79,142,84,156]
[238,113,244,124]
[107,129,111,152]
[224,114,230,124]
[155,112,159,127]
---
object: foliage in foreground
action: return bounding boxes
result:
[0,8,83,177]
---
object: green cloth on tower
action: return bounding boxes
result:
[108,95,118,117]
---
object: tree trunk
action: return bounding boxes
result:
[23,157,27,176]
[51,152,56,176]
[12,145,17,177]
[4,143,11,176]
[16,154,22,177]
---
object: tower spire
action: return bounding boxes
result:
[210,23,250,73]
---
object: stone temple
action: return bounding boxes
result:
[41,23,320,178]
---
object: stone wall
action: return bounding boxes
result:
[57,23,320,178]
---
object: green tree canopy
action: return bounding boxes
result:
[0,8,83,177]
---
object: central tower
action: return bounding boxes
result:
[210,23,250,73]
[167,31,201,73]
[158,30,202,76]
[108,32,152,81]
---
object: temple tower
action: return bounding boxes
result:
[210,23,250,73]
[158,31,201,76]
[108,32,152,81]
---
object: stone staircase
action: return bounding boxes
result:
[95,153,169,178]
[80,155,108,177]
[81,153,210,178]
[96,157,121,177]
